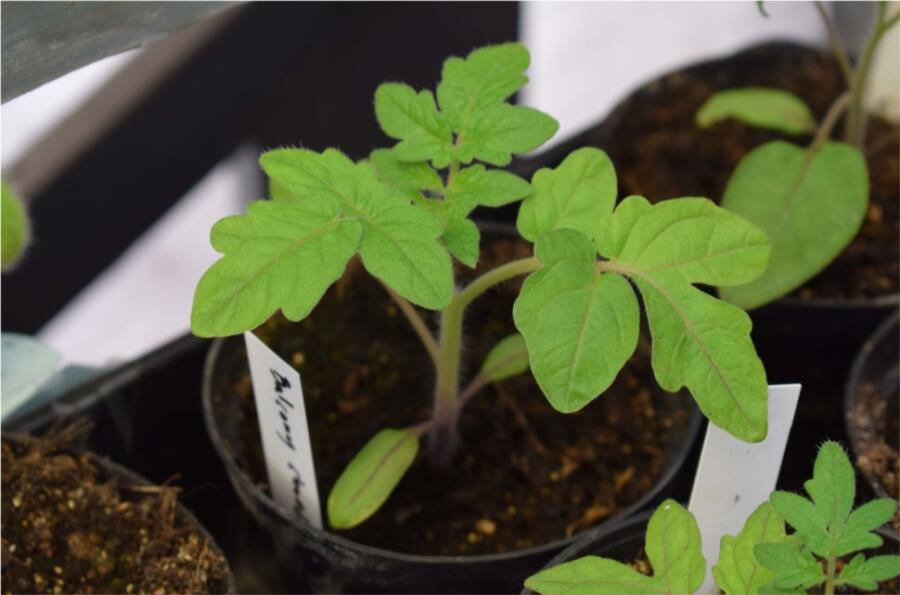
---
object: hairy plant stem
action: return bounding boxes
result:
[814,2,854,87]
[825,549,837,595]
[427,256,541,464]
[812,91,852,153]
[378,279,440,366]
[845,2,899,147]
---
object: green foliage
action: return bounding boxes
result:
[327,428,419,529]
[479,333,529,382]
[713,502,788,595]
[2,180,29,271]
[525,500,705,595]
[719,140,868,309]
[515,152,771,440]
[516,147,617,242]
[375,84,453,167]
[696,88,816,135]
[756,441,900,593]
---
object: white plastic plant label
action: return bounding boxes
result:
[688,383,802,595]
[243,331,322,529]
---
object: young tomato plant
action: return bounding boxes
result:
[526,442,900,595]
[695,2,900,309]
[192,43,773,531]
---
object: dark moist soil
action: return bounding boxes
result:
[601,50,899,301]
[848,380,900,531]
[1,432,230,594]
[217,237,692,556]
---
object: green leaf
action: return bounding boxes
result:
[713,502,787,595]
[479,334,529,382]
[524,499,704,595]
[327,428,419,529]
[839,499,898,556]
[445,164,531,216]
[370,148,442,196]
[804,441,856,526]
[719,140,868,309]
[643,499,706,594]
[259,148,454,310]
[837,554,900,590]
[453,103,558,166]
[2,180,29,270]
[374,83,453,166]
[696,88,816,135]
[769,492,830,556]
[517,147,617,242]
[754,543,824,590]
[269,177,295,201]
[191,199,362,337]
[595,195,652,256]
[525,556,660,595]
[442,215,480,267]
[437,42,529,131]
[514,229,639,413]
[598,197,772,287]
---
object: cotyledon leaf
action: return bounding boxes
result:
[479,333,529,382]
[696,88,816,135]
[514,229,639,413]
[191,199,362,337]
[327,428,419,529]
[719,140,868,309]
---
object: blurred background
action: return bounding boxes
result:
[2,1,897,369]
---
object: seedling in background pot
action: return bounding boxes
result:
[192,43,773,531]
[526,442,899,595]
[696,1,900,309]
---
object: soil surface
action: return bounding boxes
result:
[214,237,694,556]
[848,380,900,532]
[600,49,899,301]
[1,430,231,594]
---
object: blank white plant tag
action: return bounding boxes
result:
[689,383,801,595]
[244,331,322,529]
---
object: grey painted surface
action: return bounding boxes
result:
[1,1,233,102]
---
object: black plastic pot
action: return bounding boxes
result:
[203,239,704,595]
[527,508,900,595]
[845,310,899,537]
[511,41,898,495]
[2,433,236,594]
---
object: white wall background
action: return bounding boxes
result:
[2,2,895,368]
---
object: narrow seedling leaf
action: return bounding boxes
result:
[719,140,868,309]
[327,427,419,529]
[696,88,816,135]
[525,500,705,595]
[754,543,824,590]
[837,554,900,591]
[517,147,617,242]
[514,229,639,413]
[712,502,788,595]
[191,199,362,337]
[479,334,529,382]
[374,83,453,166]
[2,180,30,270]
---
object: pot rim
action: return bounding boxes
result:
[2,433,237,594]
[202,331,703,566]
[844,309,900,504]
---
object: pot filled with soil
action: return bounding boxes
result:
[202,231,703,594]
[1,428,235,594]
[846,310,899,537]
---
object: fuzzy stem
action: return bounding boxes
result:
[427,256,542,463]
[812,91,852,153]
[378,280,440,366]
[814,1,854,87]
[845,2,898,147]
[825,550,837,595]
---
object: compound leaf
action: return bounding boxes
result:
[837,554,900,591]
[696,88,816,135]
[514,229,638,413]
[370,148,442,197]
[445,164,531,216]
[719,140,868,309]
[192,199,362,337]
[517,147,617,242]
[804,441,855,527]
[840,499,897,556]
[454,103,558,166]
[479,333,529,382]
[769,491,830,557]
[442,215,480,267]
[374,83,453,166]
[327,428,419,529]
[713,502,788,595]
[754,543,824,590]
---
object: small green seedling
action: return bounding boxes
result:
[2,180,30,271]
[192,43,773,530]
[696,2,900,309]
[526,442,900,595]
